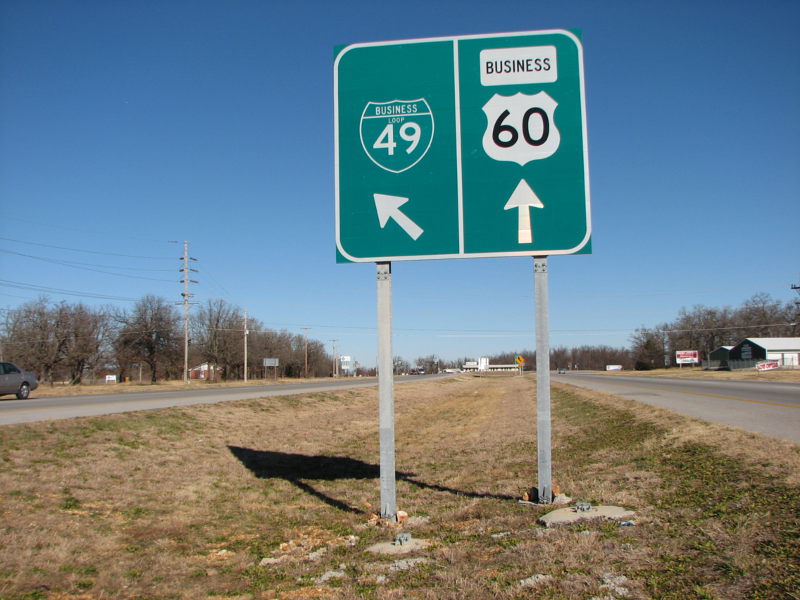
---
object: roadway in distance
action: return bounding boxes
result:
[559,372,800,444]
[0,374,446,427]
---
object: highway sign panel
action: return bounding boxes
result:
[335,30,591,263]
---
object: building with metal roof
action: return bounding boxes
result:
[728,338,800,368]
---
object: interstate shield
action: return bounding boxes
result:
[360,99,434,173]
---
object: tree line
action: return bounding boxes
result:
[464,293,798,372]
[1,296,334,384]
[482,345,634,371]
[3,292,796,383]
[629,293,798,369]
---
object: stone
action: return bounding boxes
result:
[601,573,630,597]
[315,568,346,584]
[366,537,431,555]
[538,505,635,527]
[307,548,327,561]
[520,573,552,587]
[490,531,512,539]
[389,557,429,571]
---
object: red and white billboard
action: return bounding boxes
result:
[756,360,780,371]
[675,350,699,365]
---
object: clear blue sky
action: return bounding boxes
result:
[1,0,798,367]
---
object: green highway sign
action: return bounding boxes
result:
[335,30,591,263]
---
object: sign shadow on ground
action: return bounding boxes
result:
[228,446,515,513]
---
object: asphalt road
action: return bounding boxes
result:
[0,375,444,426]
[559,372,800,444]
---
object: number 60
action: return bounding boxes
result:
[492,108,549,148]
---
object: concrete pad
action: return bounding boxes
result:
[366,538,431,555]
[538,505,635,527]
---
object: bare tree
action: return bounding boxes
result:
[114,295,181,383]
[393,356,410,375]
[191,299,244,380]
[414,354,440,374]
[1,298,71,384]
[62,303,110,384]
[629,326,668,370]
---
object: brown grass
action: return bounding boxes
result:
[604,367,800,382]
[1,376,798,599]
[30,365,800,400]
[28,377,339,398]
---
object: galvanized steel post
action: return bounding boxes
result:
[534,256,552,503]
[376,262,397,519]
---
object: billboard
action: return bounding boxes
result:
[675,350,699,365]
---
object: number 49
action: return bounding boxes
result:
[373,122,422,155]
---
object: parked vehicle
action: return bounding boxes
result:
[0,362,39,399]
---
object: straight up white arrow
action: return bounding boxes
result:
[374,193,424,240]
[503,179,544,244]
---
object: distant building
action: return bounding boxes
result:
[707,346,734,369]
[189,363,220,380]
[462,357,520,372]
[728,338,800,368]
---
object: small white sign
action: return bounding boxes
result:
[480,46,557,86]
[105,375,117,383]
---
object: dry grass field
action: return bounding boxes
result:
[604,368,800,383]
[1,376,798,599]
[26,367,800,401]
[27,378,323,399]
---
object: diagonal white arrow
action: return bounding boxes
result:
[503,179,544,244]
[374,193,424,240]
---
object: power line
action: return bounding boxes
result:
[0,279,138,301]
[0,249,175,272]
[0,249,175,282]
[0,237,174,260]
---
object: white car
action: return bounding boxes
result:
[0,362,39,399]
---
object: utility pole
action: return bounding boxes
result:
[330,339,338,376]
[301,327,310,378]
[243,309,249,382]
[179,241,198,384]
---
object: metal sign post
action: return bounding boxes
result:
[263,358,279,380]
[376,262,397,519]
[534,257,552,503]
